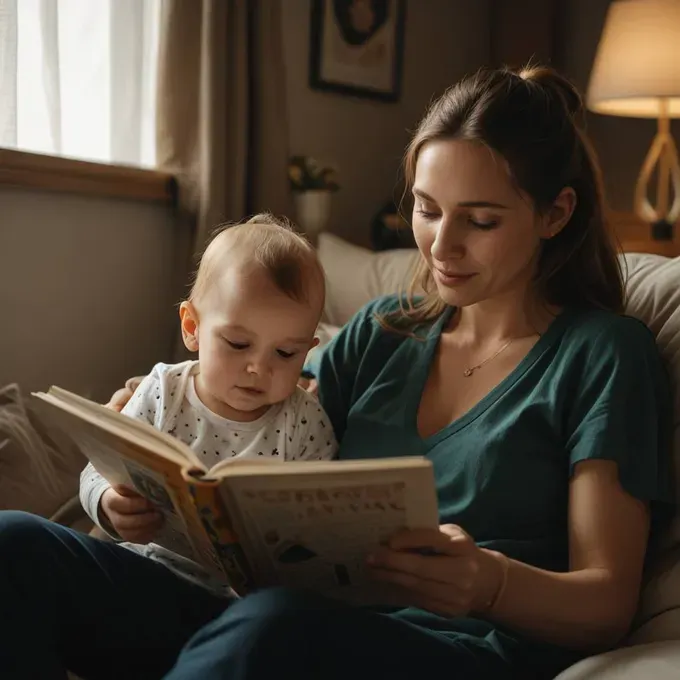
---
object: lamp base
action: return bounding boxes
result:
[651,219,674,241]
[634,103,680,243]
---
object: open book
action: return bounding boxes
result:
[31,386,439,603]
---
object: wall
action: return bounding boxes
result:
[10,0,668,401]
[282,0,490,246]
[2,1,491,400]
[0,188,185,401]
[558,0,680,212]
[282,0,678,226]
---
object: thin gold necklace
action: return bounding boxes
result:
[463,339,515,377]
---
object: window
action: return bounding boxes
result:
[0,0,160,168]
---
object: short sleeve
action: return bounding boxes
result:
[304,298,387,441]
[565,316,673,505]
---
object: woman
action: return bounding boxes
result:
[0,66,671,680]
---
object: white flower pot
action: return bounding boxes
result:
[294,190,332,244]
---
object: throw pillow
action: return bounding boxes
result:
[0,382,86,520]
[317,233,420,326]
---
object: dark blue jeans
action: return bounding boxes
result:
[0,511,516,680]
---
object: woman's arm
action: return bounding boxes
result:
[370,318,667,651]
[105,376,145,411]
[483,458,649,650]
[488,320,668,650]
[370,459,650,652]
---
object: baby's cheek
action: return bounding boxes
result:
[275,363,304,393]
[204,348,240,383]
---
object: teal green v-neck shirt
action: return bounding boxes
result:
[307,296,672,676]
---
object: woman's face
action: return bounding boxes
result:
[411,139,552,310]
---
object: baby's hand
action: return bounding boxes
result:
[100,485,164,544]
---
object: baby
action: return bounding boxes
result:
[80,214,338,592]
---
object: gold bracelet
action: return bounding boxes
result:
[484,551,510,613]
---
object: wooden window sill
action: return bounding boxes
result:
[0,148,176,203]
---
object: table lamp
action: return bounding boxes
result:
[587,0,680,240]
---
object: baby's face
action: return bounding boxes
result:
[194,265,321,418]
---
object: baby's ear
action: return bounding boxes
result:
[179,301,200,352]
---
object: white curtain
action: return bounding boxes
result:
[0,0,159,167]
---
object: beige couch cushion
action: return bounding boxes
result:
[555,640,680,680]
[619,253,680,644]
[0,382,86,520]
[317,233,420,326]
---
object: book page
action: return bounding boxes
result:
[31,393,225,579]
[220,464,438,604]
[37,387,205,470]
[121,457,200,562]
[75,427,223,575]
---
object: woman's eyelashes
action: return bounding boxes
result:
[416,209,440,220]
[224,338,297,360]
[468,216,499,230]
[414,201,440,220]
[415,203,500,230]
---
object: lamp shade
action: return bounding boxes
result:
[587,0,680,118]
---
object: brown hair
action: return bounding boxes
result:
[188,212,324,308]
[389,64,624,331]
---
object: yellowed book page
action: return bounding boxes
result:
[217,460,438,604]
[208,454,429,478]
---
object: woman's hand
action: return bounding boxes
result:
[367,525,506,617]
[105,376,144,412]
[298,376,318,396]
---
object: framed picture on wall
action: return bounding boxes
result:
[309,0,406,103]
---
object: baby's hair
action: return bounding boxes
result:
[188,212,325,308]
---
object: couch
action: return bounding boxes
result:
[3,232,680,678]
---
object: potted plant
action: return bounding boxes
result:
[288,155,339,242]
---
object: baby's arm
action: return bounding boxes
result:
[290,390,338,461]
[80,462,118,536]
[80,366,166,536]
